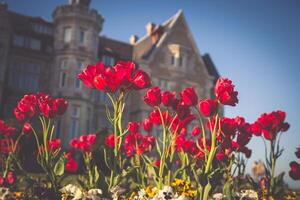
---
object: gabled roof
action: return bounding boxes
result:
[133,10,216,80]
[133,10,181,60]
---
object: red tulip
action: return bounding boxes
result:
[131,70,152,89]
[253,110,289,140]
[176,101,190,120]
[161,91,176,107]
[216,152,227,162]
[149,109,162,125]
[142,118,153,132]
[251,123,261,136]
[154,160,160,167]
[79,61,151,93]
[105,134,117,148]
[85,134,97,145]
[14,94,38,122]
[78,62,105,89]
[0,176,4,186]
[289,161,300,180]
[69,138,79,149]
[66,158,77,173]
[22,123,32,134]
[240,146,252,158]
[144,87,161,107]
[128,121,140,134]
[0,120,15,137]
[214,77,238,106]
[220,117,236,136]
[199,99,218,117]
[47,139,61,151]
[191,126,201,137]
[180,87,198,106]
[52,98,68,116]
[123,132,155,156]
[6,171,14,185]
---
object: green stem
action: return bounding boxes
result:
[200,115,219,200]
[269,140,276,194]
[157,107,167,189]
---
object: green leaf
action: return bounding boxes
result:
[94,166,100,183]
[223,180,234,200]
[53,156,65,176]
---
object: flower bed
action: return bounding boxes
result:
[0,60,299,200]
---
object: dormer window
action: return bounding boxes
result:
[168,44,189,69]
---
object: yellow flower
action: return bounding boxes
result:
[145,186,158,198]
[171,178,197,198]
[12,192,22,198]
[284,191,297,200]
[128,192,138,200]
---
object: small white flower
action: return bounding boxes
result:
[87,188,103,200]
[0,187,12,200]
[239,189,258,199]
[110,185,125,200]
[212,193,226,200]
[137,188,148,199]
[153,186,174,200]
[60,184,83,200]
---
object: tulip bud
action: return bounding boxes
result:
[22,123,32,134]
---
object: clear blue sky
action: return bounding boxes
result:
[6,0,300,187]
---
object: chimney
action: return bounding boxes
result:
[129,35,139,45]
[146,22,156,36]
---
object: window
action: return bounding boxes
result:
[30,38,41,50]
[63,27,72,43]
[8,62,40,92]
[75,75,81,89]
[32,23,53,35]
[102,55,115,66]
[59,72,67,88]
[75,61,84,89]
[69,118,78,138]
[79,28,85,44]
[69,106,80,138]
[92,91,110,104]
[13,35,24,47]
[71,106,80,118]
[77,61,84,69]
[179,54,184,67]
[61,60,68,69]
[171,55,176,66]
